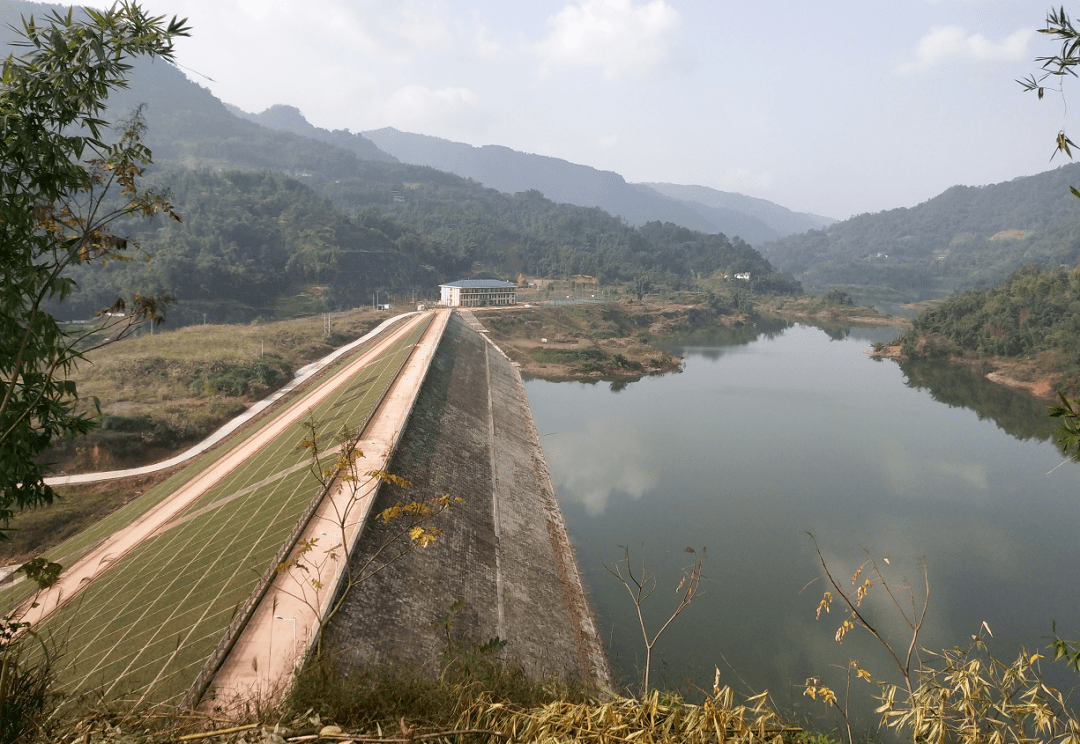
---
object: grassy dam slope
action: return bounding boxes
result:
[4,310,607,708]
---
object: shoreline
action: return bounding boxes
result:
[869,344,1062,403]
[475,297,900,383]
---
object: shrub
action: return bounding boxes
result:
[288,651,593,732]
[531,347,605,365]
[187,354,292,398]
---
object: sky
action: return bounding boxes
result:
[134,0,1071,220]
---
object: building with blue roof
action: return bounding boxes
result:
[439,279,517,307]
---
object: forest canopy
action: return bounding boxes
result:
[894,262,1080,375]
[51,165,798,326]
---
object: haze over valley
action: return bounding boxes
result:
[8,1,1080,739]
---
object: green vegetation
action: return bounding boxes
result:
[13,318,432,706]
[32,308,383,473]
[531,346,606,369]
[49,162,801,327]
[0,2,188,535]
[49,168,422,325]
[762,163,1080,304]
[891,262,1080,393]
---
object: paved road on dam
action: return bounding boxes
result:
[8,309,449,705]
[202,308,451,706]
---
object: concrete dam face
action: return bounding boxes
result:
[324,311,610,685]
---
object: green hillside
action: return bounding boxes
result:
[762,165,1080,304]
[50,164,797,326]
[891,262,1080,392]
[0,3,796,328]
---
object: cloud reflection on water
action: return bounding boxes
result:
[879,442,991,499]
[542,420,658,516]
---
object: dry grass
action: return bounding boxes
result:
[474,303,681,379]
[73,308,388,418]
[44,308,393,472]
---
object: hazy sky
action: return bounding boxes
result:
[138,0,1071,219]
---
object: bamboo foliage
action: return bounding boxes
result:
[455,688,796,744]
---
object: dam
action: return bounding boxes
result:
[12,308,609,705]
[323,310,610,682]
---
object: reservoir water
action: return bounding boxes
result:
[523,321,1080,729]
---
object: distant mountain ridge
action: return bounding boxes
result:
[642,183,834,238]
[359,127,829,244]
[229,104,397,165]
[361,127,721,234]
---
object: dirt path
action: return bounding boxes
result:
[200,309,452,708]
[16,312,437,631]
[44,314,418,487]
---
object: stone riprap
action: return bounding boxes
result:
[325,311,610,685]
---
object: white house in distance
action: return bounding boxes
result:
[439,279,517,307]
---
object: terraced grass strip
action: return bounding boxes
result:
[0,319,412,611]
[30,316,433,705]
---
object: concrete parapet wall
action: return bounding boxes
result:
[325,311,610,685]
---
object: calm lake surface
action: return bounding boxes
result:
[523,322,1080,727]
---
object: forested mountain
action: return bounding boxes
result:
[895,262,1080,367]
[761,165,1080,303]
[4,0,799,327]
[227,103,396,165]
[48,165,794,324]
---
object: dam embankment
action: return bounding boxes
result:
[324,310,610,686]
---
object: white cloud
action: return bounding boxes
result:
[377,85,489,136]
[713,167,773,193]
[376,1,454,54]
[899,26,1034,73]
[460,11,502,61]
[536,0,683,80]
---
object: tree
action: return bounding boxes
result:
[0,4,189,528]
[605,546,704,696]
[1020,7,1080,194]
[1022,10,1080,453]
[279,418,462,658]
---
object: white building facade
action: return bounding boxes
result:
[439,279,517,307]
